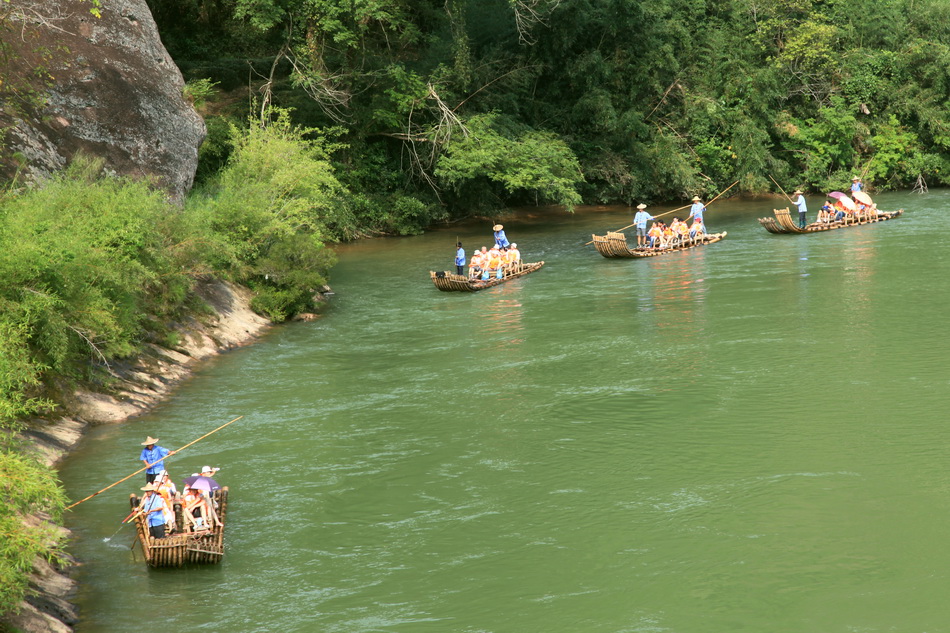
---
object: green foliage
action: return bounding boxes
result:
[195,115,237,186]
[182,78,219,111]
[0,445,66,614]
[435,114,583,211]
[0,158,197,387]
[194,109,341,317]
[144,0,950,208]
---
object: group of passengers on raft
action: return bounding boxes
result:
[454,224,523,279]
[631,196,709,249]
[134,436,223,540]
[791,177,880,228]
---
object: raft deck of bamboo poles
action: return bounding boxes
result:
[129,487,229,567]
[590,231,727,259]
[759,207,903,234]
[430,261,545,292]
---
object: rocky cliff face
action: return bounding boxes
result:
[0,0,204,201]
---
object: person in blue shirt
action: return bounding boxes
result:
[138,483,170,539]
[851,176,863,193]
[454,242,465,275]
[492,224,510,248]
[687,196,707,232]
[140,436,172,483]
[792,189,807,228]
[632,204,654,248]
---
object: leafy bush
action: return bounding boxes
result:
[435,113,583,211]
[0,445,67,614]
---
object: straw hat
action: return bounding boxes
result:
[141,436,159,446]
[493,224,503,231]
[636,203,647,209]
[691,196,701,202]
[141,483,157,492]
[852,176,860,181]
[793,190,803,195]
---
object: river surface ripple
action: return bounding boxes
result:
[61,191,950,632]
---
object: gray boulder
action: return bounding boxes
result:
[0,0,205,201]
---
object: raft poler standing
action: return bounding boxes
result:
[140,436,173,483]
[138,482,170,539]
[851,176,863,193]
[792,189,807,228]
[455,242,465,275]
[493,224,510,248]
[687,196,708,233]
[633,204,655,248]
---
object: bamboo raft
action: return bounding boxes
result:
[590,231,727,258]
[430,261,545,292]
[129,487,228,567]
[759,207,903,234]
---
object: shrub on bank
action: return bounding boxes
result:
[0,111,346,614]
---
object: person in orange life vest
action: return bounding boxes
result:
[506,243,521,266]
[672,217,689,243]
[662,223,674,248]
[469,249,483,278]
[486,247,504,279]
[152,470,178,529]
[647,223,663,248]
[689,218,704,239]
[182,484,212,531]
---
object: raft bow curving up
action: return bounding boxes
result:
[759,207,903,234]
[590,231,727,258]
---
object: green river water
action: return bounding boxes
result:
[60,191,950,632]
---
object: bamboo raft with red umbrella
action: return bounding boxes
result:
[430,261,545,292]
[128,487,229,567]
[758,207,902,234]
[590,231,727,258]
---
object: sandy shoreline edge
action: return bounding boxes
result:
[2,280,272,633]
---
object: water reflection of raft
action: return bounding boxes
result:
[591,231,727,258]
[759,207,903,234]
[430,261,545,292]
[129,488,228,567]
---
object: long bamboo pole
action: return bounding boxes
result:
[65,416,244,510]
[768,174,794,203]
[586,180,739,246]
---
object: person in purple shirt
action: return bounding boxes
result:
[140,436,172,483]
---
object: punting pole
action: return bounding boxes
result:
[585,180,739,246]
[65,416,244,510]
[768,174,794,203]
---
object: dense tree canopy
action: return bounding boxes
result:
[151,0,950,230]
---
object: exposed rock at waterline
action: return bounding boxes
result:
[0,0,205,201]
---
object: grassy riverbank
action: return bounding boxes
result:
[0,111,344,615]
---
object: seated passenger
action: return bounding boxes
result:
[506,244,521,267]
[487,248,504,279]
[662,223,674,248]
[153,470,178,530]
[689,219,704,239]
[647,223,663,248]
[182,485,212,532]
